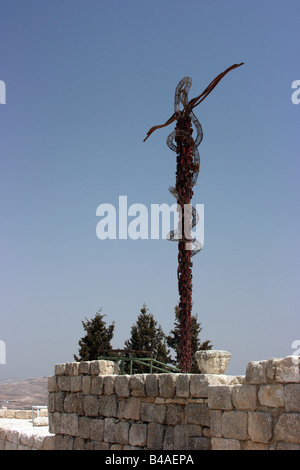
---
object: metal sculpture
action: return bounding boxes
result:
[144,63,244,372]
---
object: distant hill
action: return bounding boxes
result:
[0,377,48,410]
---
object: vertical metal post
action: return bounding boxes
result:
[175,114,193,373]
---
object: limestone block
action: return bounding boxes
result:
[20,431,35,448]
[207,385,233,410]
[70,375,82,393]
[145,374,159,397]
[5,441,18,450]
[245,360,267,384]
[82,375,92,395]
[284,384,300,412]
[188,424,203,437]
[176,374,190,397]
[273,356,300,383]
[129,423,147,447]
[53,413,79,436]
[94,441,110,450]
[91,360,118,376]
[258,384,284,407]
[166,404,185,426]
[84,440,94,450]
[189,437,210,450]
[71,362,80,376]
[114,421,130,445]
[63,363,74,375]
[245,441,269,450]
[114,375,130,397]
[7,429,20,444]
[33,434,46,450]
[123,397,142,421]
[186,403,210,426]
[147,423,165,449]
[48,375,58,392]
[232,384,257,410]
[158,374,176,398]
[209,409,222,437]
[48,393,56,413]
[78,416,91,439]
[130,374,146,396]
[190,374,232,398]
[91,376,104,395]
[211,437,241,450]
[55,363,66,375]
[0,427,7,440]
[103,375,115,395]
[54,434,74,450]
[274,413,300,444]
[194,350,231,374]
[90,418,104,441]
[33,417,49,426]
[55,391,65,412]
[141,402,156,422]
[229,376,245,384]
[276,442,300,450]
[57,375,71,392]
[154,404,166,424]
[15,410,31,419]
[248,411,273,444]
[74,437,85,450]
[104,417,116,443]
[99,394,118,418]
[163,427,174,450]
[78,361,91,375]
[84,394,100,416]
[64,393,83,414]
[173,424,190,450]
[221,411,248,440]
[116,398,126,419]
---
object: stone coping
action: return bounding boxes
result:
[0,418,54,450]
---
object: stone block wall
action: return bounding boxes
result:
[0,408,48,419]
[48,356,300,450]
[0,420,54,450]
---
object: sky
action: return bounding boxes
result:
[0,0,299,378]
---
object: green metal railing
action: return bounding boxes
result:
[98,349,180,375]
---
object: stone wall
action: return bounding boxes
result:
[0,408,48,419]
[48,356,300,450]
[0,418,54,450]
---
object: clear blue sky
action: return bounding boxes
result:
[0,0,299,378]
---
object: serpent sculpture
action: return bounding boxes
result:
[166,76,203,260]
[144,63,244,372]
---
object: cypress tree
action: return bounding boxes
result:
[124,303,172,373]
[74,308,115,362]
[166,305,212,373]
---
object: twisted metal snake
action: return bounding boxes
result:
[166,76,203,260]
